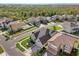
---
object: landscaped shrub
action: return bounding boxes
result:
[0,46,4,54]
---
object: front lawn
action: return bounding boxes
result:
[16,36,31,52]
[21,36,31,49]
[16,43,25,52]
[48,25,62,30]
[0,46,4,54]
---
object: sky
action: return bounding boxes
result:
[0,0,79,4]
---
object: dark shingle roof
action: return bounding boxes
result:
[39,34,51,45]
[32,27,55,45]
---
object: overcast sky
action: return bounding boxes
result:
[0,0,79,4]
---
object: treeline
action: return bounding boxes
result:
[0,5,79,21]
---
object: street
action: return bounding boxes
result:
[0,27,40,56]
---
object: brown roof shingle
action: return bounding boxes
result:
[48,33,76,54]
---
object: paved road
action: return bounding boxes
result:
[0,27,40,56]
[0,35,24,56]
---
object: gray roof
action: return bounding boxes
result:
[32,27,55,44]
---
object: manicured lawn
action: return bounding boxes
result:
[0,46,4,54]
[16,36,31,52]
[70,32,79,36]
[21,36,31,49]
[48,25,62,30]
[16,43,25,52]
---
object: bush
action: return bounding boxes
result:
[71,48,78,56]
[0,46,4,54]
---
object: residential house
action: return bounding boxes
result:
[46,17,52,22]
[62,21,79,33]
[27,17,40,26]
[31,27,56,48]
[66,15,75,21]
[47,32,77,56]
[27,16,49,26]
[76,15,79,21]
[36,16,48,24]
[8,21,25,32]
[58,15,66,22]
[51,15,58,21]
[0,17,13,29]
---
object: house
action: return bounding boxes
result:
[76,15,79,21]
[31,27,56,48]
[8,21,25,32]
[47,32,77,56]
[51,15,64,22]
[0,17,13,29]
[58,15,65,22]
[51,15,58,21]
[36,16,48,24]
[46,17,52,22]
[27,16,49,26]
[62,21,79,33]
[66,15,75,21]
[27,17,40,26]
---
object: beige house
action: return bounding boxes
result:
[47,32,77,56]
[8,21,25,32]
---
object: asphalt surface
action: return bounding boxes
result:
[0,27,40,56]
[0,35,24,56]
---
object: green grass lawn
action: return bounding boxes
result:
[0,46,4,54]
[16,36,31,52]
[21,36,31,49]
[48,25,62,30]
[16,43,25,52]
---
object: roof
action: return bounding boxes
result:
[48,32,76,54]
[0,17,13,24]
[39,34,51,45]
[32,27,55,45]
[63,21,78,27]
[8,21,25,31]
[70,22,78,27]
